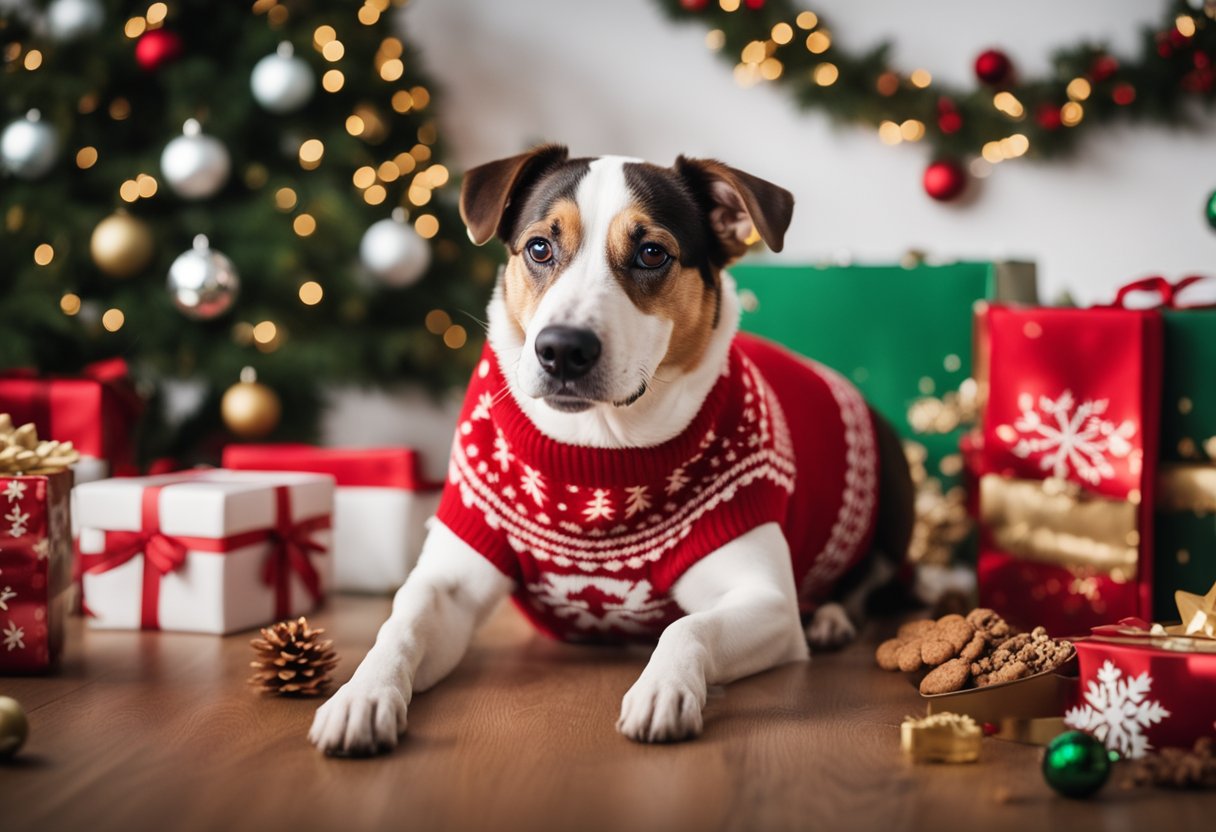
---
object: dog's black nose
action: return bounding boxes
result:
[535,326,601,380]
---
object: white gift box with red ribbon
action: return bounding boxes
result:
[75,470,334,634]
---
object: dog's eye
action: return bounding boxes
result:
[634,243,669,270]
[526,238,553,264]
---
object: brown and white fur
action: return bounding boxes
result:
[309,146,913,755]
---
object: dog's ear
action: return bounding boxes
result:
[675,156,794,260]
[459,144,569,246]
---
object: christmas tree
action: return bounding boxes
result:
[0,0,497,464]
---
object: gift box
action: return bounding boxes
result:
[732,261,1037,493]
[0,469,73,673]
[0,358,142,483]
[1064,584,1216,758]
[977,305,1162,636]
[75,470,333,634]
[221,444,440,593]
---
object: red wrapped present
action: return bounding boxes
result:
[1065,583,1216,757]
[0,358,142,481]
[222,444,441,593]
[977,305,1162,636]
[0,470,73,673]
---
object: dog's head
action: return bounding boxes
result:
[460,145,793,412]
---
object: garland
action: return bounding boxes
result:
[655,0,1216,201]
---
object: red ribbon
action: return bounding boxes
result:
[1110,274,1211,309]
[222,443,438,490]
[79,481,329,630]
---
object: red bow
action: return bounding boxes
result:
[261,485,329,617]
[1110,274,1211,309]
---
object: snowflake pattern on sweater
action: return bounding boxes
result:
[437,335,880,643]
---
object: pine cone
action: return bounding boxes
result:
[248,617,338,696]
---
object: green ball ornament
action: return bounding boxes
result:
[1042,731,1112,799]
[0,696,29,759]
[1206,190,1216,231]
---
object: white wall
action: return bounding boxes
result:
[408,0,1216,306]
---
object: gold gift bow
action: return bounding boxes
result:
[1157,462,1216,514]
[0,413,80,475]
[979,474,1139,580]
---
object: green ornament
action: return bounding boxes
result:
[1207,190,1216,231]
[1042,731,1112,799]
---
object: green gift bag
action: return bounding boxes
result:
[731,261,1037,491]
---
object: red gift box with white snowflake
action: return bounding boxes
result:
[1064,587,1216,758]
[0,470,73,673]
[977,306,1162,636]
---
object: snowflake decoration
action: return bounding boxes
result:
[665,467,690,496]
[1064,659,1170,759]
[3,620,24,651]
[623,485,651,519]
[0,586,14,611]
[2,480,27,503]
[492,429,514,473]
[1002,390,1136,485]
[32,538,48,560]
[5,505,30,538]
[583,488,615,522]
[471,391,494,422]
[520,465,546,507]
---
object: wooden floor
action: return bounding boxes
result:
[1,596,1209,832]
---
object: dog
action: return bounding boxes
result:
[309,146,913,755]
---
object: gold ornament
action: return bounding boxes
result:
[0,413,80,474]
[0,696,29,759]
[221,367,281,439]
[905,441,973,565]
[248,617,338,696]
[90,212,154,278]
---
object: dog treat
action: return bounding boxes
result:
[900,712,981,763]
[876,608,1073,694]
[1129,738,1216,789]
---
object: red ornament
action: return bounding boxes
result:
[974,49,1013,86]
[1112,83,1136,106]
[679,0,709,9]
[923,160,967,202]
[1089,54,1118,83]
[135,29,182,71]
[743,0,765,8]
[1034,103,1063,131]
[938,111,963,135]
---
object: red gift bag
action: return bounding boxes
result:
[977,306,1162,636]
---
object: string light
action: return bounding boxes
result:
[805,31,831,54]
[899,119,925,141]
[231,321,254,346]
[414,214,439,239]
[705,29,725,50]
[345,115,365,136]
[313,25,336,47]
[813,62,838,86]
[425,309,450,334]
[393,152,417,174]
[109,98,131,120]
[363,184,386,205]
[1066,77,1091,101]
[795,11,818,29]
[877,121,901,144]
[124,17,146,38]
[759,57,783,81]
[298,281,323,305]
[102,308,125,332]
[910,69,932,88]
[293,214,317,236]
[719,0,740,11]
[76,147,98,169]
[379,38,403,59]
[391,90,414,112]
[119,180,140,202]
[407,184,431,206]
[380,58,403,81]
[410,87,430,109]
[23,49,42,70]
[771,23,793,45]
[267,4,287,25]
[876,72,899,96]
[443,325,468,349]
[298,138,324,169]
[60,293,81,316]
[740,40,766,64]
[322,40,345,62]
[253,321,278,344]
[147,3,167,25]
[322,70,345,92]
[136,173,158,198]
[274,187,297,211]
[33,244,54,266]
[410,143,431,162]
[358,3,380,25]
[992,91,1024,118]
[377,161,400,181]
[1176,14,1197,38]
[1060,101,1084,126]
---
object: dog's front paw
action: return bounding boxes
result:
[617,674,705,743]
[309,679,409,757]
[805,602,857,651]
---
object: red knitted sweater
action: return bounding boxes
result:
[436,332,879,643]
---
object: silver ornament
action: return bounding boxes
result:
[160,119,231,199]
[360,208,432,287]
[46,0,104,41]
[167,235,240,320]
[251,42,315,114]
[1,110,58,179]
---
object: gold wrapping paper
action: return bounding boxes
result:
[1157,463,1216,514]
[979,474,1138,579]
